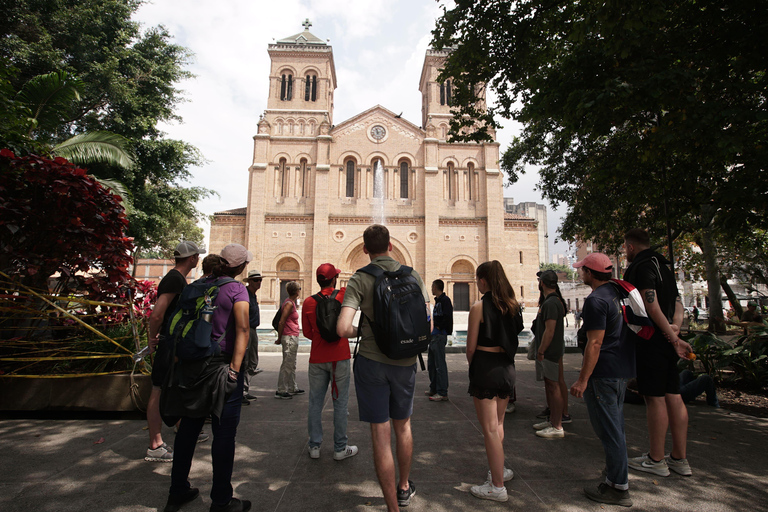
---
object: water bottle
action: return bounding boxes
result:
[201,294,215,323]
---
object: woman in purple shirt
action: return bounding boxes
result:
[165,243,253,512]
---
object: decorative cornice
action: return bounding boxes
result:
[265,215,315,223]
[439,217,487,227]
[328,216,425,225]
[504,219,538,230]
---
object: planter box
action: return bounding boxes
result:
[0,374,152,411]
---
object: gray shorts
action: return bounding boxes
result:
[353,354,416,423]
[536,358,560,382]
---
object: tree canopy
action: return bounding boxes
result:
[433,0,768,325]
[0,0,210,255]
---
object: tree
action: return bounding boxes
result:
[539,263,575,281]
[0,149,134,295]
[0,0,211,255]
[433,0,768,331]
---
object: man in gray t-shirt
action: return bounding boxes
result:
[337,225,429,510]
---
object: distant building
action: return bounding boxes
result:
[130,259,202,284]
[552,253,569,266]
[504,198,548,264]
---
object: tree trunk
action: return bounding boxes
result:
[699,228,726,333]
[720,278,743,318]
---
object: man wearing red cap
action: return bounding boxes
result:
[570,252,634,507]
[301,263,358,461]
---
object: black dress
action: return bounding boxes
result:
[468,293,522,400]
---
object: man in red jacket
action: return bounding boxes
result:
[302,263,358,461]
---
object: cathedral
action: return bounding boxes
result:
[209,22,540,310]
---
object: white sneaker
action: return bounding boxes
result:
[628,453,670,477]
[470,482,508,502]
[535,426,565,438]
[486,467,514,483]
[665,454,692,476]
[308,446,320,459]
[333,445,358,461]
[533,420,552,430]
[505,402,516,413]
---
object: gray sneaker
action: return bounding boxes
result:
[628,453,670,477]
[145,443,173,462]
[584,482,632,507]
[666,455,692,476]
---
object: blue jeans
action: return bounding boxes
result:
[680,369,719,407]
[584,377,629,490]
[428,334,449,396]
[170,370,244,506]
[308,359,351,452]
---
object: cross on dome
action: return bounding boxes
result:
[302,18,312,30]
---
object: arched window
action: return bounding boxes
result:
[399,161,409,199]
[279,158,288,197]
[447,162,454,199]
[345,160,356,198]
[300,158,308,197]
[304,74,317,101]
[373,158,384,198]
[280,73,293,101]
[467,162,474,200]
[440,80,452,106]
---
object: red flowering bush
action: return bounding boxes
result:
[0,149,134,295]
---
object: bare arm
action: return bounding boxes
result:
[337,306,358,339]
[276,300,293,343]
[148,293,175,351]
[570,330,604,398]
[230,301,250,373]
[641,288,692,358]
[536,318,557,362]
[671,297,684,334]
[465,300,483,364]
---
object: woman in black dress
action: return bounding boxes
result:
[466,260,523,502]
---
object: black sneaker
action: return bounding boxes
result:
[241,396,251,406]
[244,393,258,400]
[535,407,550,419]
[274,391,292,400]
[290,388,305,395]
[584,483,632,507]
[209,497,252,512]
[163,487,199,512]
[397,480,416,507]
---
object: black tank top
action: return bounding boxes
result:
[478,293,522,357]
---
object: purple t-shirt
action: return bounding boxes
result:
[211,279,250,354]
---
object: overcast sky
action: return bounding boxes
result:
[132,0,570,260]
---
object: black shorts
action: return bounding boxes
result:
[353,354,416,423]
[635,339,680,397]
[150,337,173,388]
[468,350,516,400]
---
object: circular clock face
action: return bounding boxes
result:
[370,125,386,140]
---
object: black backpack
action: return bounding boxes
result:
[358,263,430,361]
[313,290,341,342]
[166,276,235,360]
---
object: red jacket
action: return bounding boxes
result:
[302,286,351,364]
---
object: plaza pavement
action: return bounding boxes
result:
[1,352,767,512]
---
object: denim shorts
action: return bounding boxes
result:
[353,354,416,423]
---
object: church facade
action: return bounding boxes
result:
[209,23,540,310]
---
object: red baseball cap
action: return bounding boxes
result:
[573,252,613,273]
[316,263,341,280]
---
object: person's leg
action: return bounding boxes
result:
[434,334,449,396]
[147,387,165,449]
[665,393,688,460]
[392,417,413,491]
[544,377,563,429]
[287,335,299,392]
[210,370,244,506]
[427,337,437,395]
[474,397,505,487]
[584,378,630,490]
[307,362,330,449]
[243,327,258,394]
[644,395,669,462]
[277,337,291,393]
[169,416,205,495]
[332,359,351,452]
[558,357,569,416]
[370,422,399,512]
